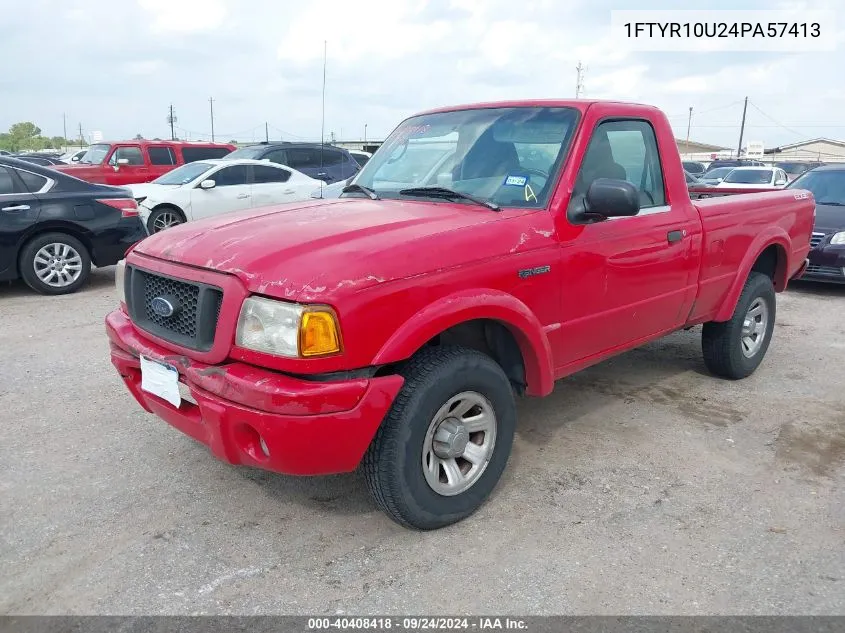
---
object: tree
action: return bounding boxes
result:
[134,133,144,140]
[9,122,41,151]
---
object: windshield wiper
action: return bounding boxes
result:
[341,183,379,200]
[398,186,499,211]
[816,200,845,206]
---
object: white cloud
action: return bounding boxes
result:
[124,60,164,75]
[137,0,226,32]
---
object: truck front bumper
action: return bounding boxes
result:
[106,309,404,475]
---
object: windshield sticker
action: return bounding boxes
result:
[524,184,538,203]
[503,175,528,187]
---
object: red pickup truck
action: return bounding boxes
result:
[52,140,235,185]
[106,100,813,529]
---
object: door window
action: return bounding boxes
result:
[0,167,16,194]
[286,148,323,169]
[573,119,666,210]
[109,146,144,165]
[148,146,177,165]
[211,165,249,186]
[182,147,232,162]
[16,169,49,192]
[252,165,291,183]
[264,149,288,165]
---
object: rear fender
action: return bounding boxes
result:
[713,228,790,322]
[372,289,555,397]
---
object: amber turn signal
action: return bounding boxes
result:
[299,309,342,357]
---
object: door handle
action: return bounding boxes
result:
[667,230,684,244]
[237,193,250,199]
[282,189,295,194]
[1,205,30,212]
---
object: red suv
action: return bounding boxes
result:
[52,140,235,185]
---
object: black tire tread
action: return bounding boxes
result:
[363,345,513,529]
[19,232,91,296]
[702,272,775,380]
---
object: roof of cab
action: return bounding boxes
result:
[92,140,235,147]
[415,99,661,117]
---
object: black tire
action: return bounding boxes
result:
[147,206,185,233]
[363,346,516,530]
[19,232,91,295]
[702,272,776,380]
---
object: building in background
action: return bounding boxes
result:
[676,138,733,162]
[764,138,845,163]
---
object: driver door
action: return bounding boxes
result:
[189,164,251,220]
[554,118,700,368]
[107,145,148,184]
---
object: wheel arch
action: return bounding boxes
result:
[372,290,555,397]
[714,232,789,322]
[16,222,94,277]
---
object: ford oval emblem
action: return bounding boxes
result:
[150,296,175,318]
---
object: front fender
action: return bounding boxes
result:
[714,227,790,322]
[372,289,555,397]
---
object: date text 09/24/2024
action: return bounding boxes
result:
[307,617,528,630]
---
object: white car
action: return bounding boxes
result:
[715,166,789,189]
[129,159,322,233]
[348,150,372,167]
[60,149,88,164]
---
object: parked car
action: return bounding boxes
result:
[60,149,88,164]
[715,166,789,189]
[682,161,707,177]
[128,159,322,234]
[775,161,824,183]
[787,164,845,283]
[51,140,235,186]
[0,150,10,156]
[13,153,66,166]
[0,156,144,294]
[106,99,813,529]
[349,150,373,167]
[223,142,360,183]
[704,159,765,173]
[694,166,734,186]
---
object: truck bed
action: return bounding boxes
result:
[687,189,814,324]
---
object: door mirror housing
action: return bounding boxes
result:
[71,155,80,162]
[116,158,130,165]
[199,179,216,190]
[571,178,640,223]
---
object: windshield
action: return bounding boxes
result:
[788,170,845,205]
[79,143,111,165]
[152,161,213,185]
[725,169,773,184]
[352,106,579,208]
[224,146,266,160]
[702,167,733,179]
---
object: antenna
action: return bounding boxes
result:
[575,61,586,98]
[319,40,327,197]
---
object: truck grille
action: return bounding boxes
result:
[810,232,825,249]
[805,264,843,277]
[125,266,223,351]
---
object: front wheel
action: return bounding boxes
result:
[147,206,184,233]
[19,232,91,295]
[702,272,776,379]
[363,346,516,530]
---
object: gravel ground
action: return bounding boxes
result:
[1,268,844,615]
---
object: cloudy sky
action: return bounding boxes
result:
[1,0,842,150]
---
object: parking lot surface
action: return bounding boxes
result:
[1,268,844,615]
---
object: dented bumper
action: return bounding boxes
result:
[106,309,403,475]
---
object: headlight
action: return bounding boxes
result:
[115,259,126,304]
[235,297,341,358]
[831,232,845,245]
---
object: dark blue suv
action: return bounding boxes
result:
[223,142,360,184]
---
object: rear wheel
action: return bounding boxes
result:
[19,232,91,295]
[147,206,184,233]
[363,346,516,530]
[702,272,776,379]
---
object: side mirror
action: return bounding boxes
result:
[116,158,130,165]
[570,179,640,223]
[71,156,80,162]
[199,179,216,190]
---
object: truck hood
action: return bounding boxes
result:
[133,198,510,301]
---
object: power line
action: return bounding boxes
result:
[747,101,805,138]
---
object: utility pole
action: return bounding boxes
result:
[736,96,748,159]
[78,122,84,146]
[167,104,177,141]
[364,123,367,145]
[209,97,215,142]
[685,107,693,147]
[265,122,269,142]
[62,113,67,151]
[575,61,585,98]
